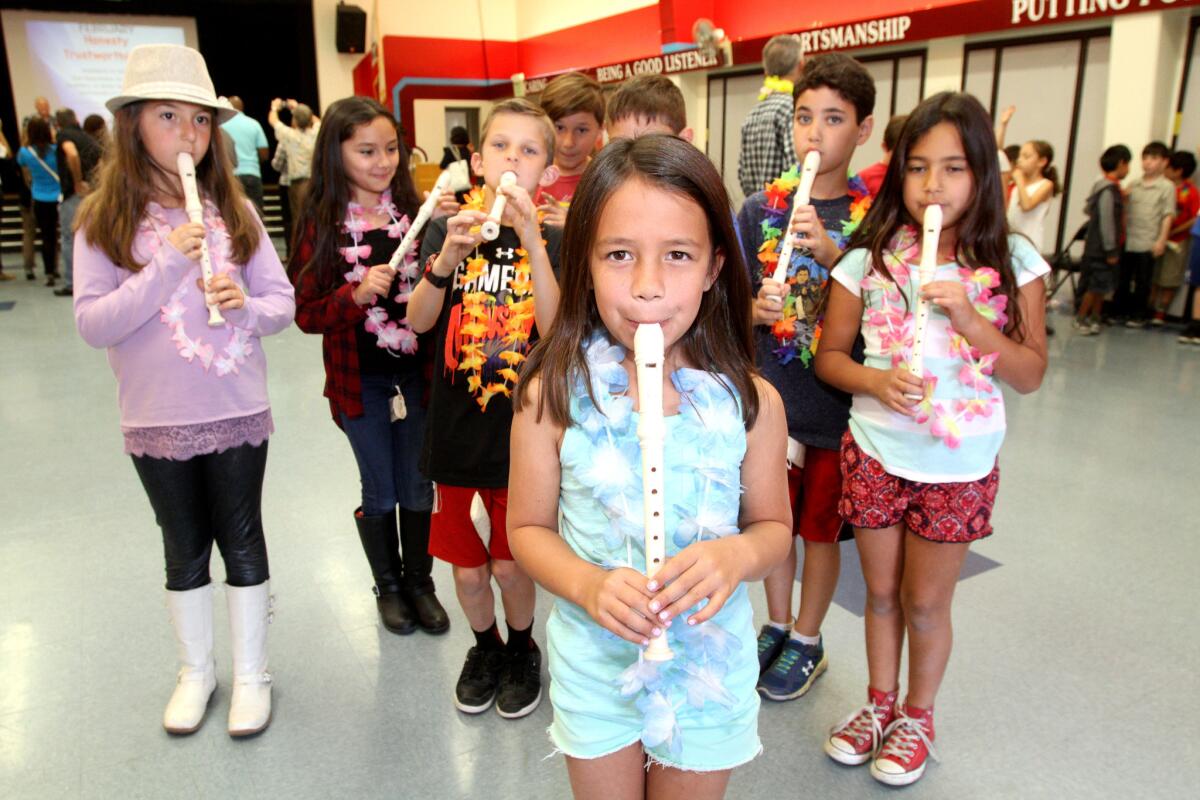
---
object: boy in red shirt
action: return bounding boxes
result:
[1150,151,1198,324]
[536,72,604,228]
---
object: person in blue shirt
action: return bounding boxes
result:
[220,96,269,215]
[17,117,60,286]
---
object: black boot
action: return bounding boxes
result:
[398,507,450,634]
[354,509,417,635]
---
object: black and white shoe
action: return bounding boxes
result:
[495,643,542,719]
[454,646,504,714]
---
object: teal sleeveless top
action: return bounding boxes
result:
[545,334,762,770]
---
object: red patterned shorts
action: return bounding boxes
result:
[838,431,999,543]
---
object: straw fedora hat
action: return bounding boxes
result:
[106,44,235,123]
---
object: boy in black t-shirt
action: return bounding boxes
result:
[737,53,875,703]
[411,98,561,719]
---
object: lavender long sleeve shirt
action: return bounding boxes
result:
[74,203,295,430]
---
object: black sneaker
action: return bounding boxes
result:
[757,635,828,701]
[454,646,504,714]
[495,643,542,719]
[756,625,788,676]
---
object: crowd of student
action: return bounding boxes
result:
[58,33,1187,799]
[0,99,106,293]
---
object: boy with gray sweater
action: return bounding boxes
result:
[1075,145,1130,334]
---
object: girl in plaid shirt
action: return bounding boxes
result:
[290,97,450,638]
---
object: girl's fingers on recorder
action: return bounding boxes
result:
[656,576,719,624]
[683,586,731,626]
[215,286,245,310]
[167,223,205,259]
[607,593,657,639]
[598,609,653,646]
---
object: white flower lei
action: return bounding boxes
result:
[341,189,420,355]
[146,201,254,377]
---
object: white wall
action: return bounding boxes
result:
[516,0,654,38]
[312,0,363,112]
[412,98,493,164]
[311,0,523,112]
[924,36,965,97]
[673,72,708,151]
[1105,10,1190,158]
[376,0,518,40]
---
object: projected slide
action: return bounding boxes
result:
[2,10,198,123]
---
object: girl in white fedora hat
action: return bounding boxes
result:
[72,43,295,738]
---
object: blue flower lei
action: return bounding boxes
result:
[561,333,748,759]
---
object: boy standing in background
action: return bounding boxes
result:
[1117,142,1174,327]
[739,53,875,702]
[1149,151,1198,325]
[536,72,605,227]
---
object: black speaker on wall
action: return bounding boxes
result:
[336,2,367,54]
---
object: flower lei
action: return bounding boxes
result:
[146,202,253,376]
[861,225,1009,449]
[756,166,872,366]
[454,186,538,411]
[563,334,748,759]
[758,75,794,101]
[341,190,419,355]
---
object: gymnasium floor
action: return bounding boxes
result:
[2,270,1197,799]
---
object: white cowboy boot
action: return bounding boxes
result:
[163,584,217,734]
[226,581,273,737]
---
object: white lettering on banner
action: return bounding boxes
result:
[593,49,719,84]
[798,16,912,56]
[1011,0,1179,24]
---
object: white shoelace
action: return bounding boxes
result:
[878,711,939,764]
[830,703,889,753]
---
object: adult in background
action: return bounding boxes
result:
[439,125,472,168]
[17,117,60,286]
[221,96,269,216]
[83,114,109,151]
[17,100,55,280]
[23,96,56,141]
[271,142,292,254]
[54,108,102,296]
[268,98,318,217]
[0,120,13,280]
[738,34,803,198]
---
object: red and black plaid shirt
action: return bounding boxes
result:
[290,229,369,427]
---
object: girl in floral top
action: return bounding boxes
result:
[815,93,1048,787]
[74,45,294,738]
[509,136,791,797]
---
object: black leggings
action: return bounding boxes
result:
[133,441,271,591]
[32,200,58,277]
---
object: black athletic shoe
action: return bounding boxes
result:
[454,646,504,714]
[495,643,542,719]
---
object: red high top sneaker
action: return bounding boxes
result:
[870,703,938,786]
[824,687,898,765]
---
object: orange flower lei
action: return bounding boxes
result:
[455,185,540,411]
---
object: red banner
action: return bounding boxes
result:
[731,0,1200,62]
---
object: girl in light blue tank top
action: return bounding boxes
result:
[508,137,791,797]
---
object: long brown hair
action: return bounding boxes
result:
[288,97,421,293]
[515,135,760,429]
[844,92,1024,338]
[76,102,260,271]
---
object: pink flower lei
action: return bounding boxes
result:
[341,190,419,355]
[860,224,1009,449]
[145,202,254,377]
